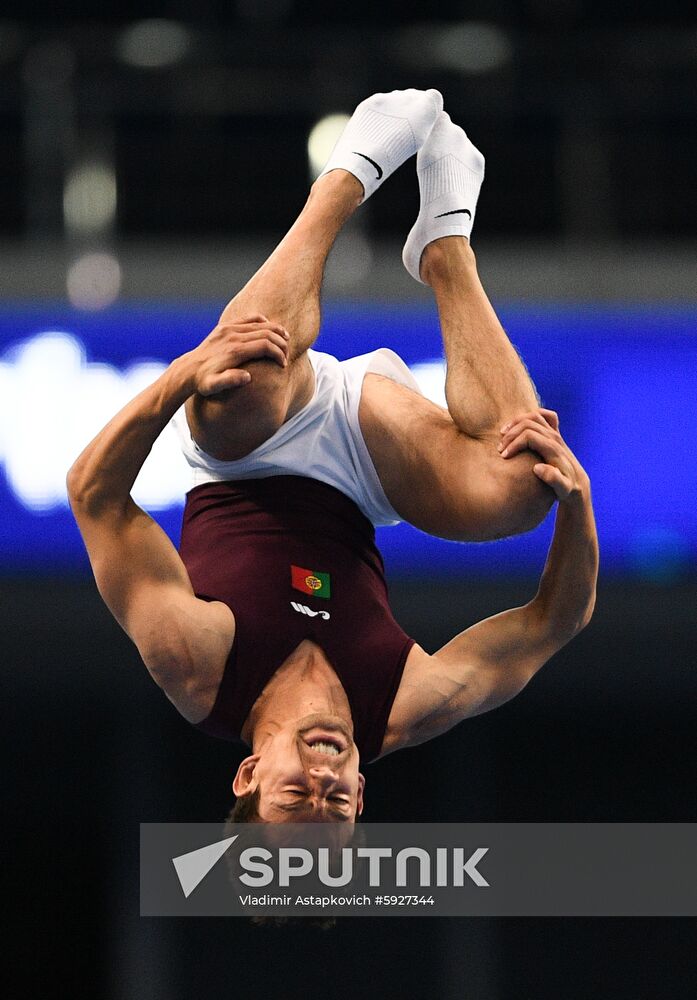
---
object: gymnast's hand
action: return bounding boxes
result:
[498,408,590,504]
[185,314,290,396]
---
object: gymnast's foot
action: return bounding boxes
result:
[402,110,485,284]
[318,88,443,203]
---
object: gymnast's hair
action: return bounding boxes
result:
[222,789,369,929]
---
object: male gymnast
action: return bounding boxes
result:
[67,90,598,827]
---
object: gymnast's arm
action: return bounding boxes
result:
[66,317,289,703]
[386,411,598,750]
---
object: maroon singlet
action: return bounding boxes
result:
[178,475,415,763]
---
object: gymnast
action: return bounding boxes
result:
[67,89,598,827]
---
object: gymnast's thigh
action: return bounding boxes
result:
[358,373,519,541]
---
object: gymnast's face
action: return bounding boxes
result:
[233,715,365,824]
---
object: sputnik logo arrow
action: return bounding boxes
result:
[172,835,238,898]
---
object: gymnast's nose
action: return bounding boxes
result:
[308,765,339,789]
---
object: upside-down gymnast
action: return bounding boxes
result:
[68,90,598,827]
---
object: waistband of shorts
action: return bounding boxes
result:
[183,474,378,543]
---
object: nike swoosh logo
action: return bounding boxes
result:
[435,208,472,219]
[352,151,383,180]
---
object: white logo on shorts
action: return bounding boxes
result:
[290,601,330,620]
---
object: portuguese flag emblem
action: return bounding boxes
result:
[291,564,331,600]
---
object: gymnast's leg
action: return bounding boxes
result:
[185,169,362,461]
[425,234,553,533]
[360,113,553,540]
[186,87,443,462]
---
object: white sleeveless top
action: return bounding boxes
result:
[171,347,423,526]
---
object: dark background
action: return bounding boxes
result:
[3,3,697,998]
[7,577,697,999]
[3,3,697,243]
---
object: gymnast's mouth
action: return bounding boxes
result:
[307,740,341,756]
[300,729,348,755]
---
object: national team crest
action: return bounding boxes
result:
[291,564,331,600]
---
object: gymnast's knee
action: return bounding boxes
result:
[449,449,555,542]
[188,358,290,461]
[489,452,555,538]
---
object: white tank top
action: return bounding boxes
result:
[171,347,423,526]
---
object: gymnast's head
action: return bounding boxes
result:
[229,713,365,827]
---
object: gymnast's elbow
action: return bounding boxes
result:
[537,590,597,647]
[66,459,106,509]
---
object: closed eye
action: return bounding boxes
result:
[283,789,350,807]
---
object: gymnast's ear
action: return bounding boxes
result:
[356,773,366,816]
[232,754,260,796]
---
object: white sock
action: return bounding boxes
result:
[318,88,443,202]
[402,112,485,284]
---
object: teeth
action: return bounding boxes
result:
[310,741,340,755]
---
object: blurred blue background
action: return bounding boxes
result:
[2,301,695,580]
